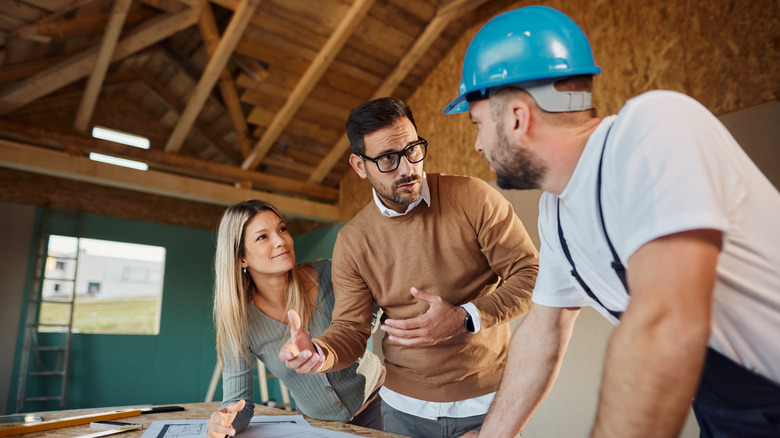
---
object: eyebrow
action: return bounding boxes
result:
[250,219,285,235]
[376,138,420,156]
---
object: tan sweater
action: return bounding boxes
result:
[315,173,539,402]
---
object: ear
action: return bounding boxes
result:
[240,259,248,268]
[507,97,532,141]
[349,154,368,179]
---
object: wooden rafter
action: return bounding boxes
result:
[198,3,253,158]
[240,0,377,170]
[73,0,133,132]
[307,0,493,183]
[0,138,340,222]
[132,69,243,165]
[164,0,260,153]
[0,7,201,115]
[0,118,338,202]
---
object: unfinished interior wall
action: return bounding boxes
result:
[339,0,780,219]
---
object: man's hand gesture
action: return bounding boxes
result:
[381,287,468,347]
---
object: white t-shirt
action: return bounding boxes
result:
[532,90,780,384]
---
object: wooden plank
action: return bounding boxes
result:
[134,69,242,164]
[307,0,492,183]
[0,117,338,201]
[0,7,201,115]
[240,0,377,170]
[0,409,140,437]
[164,0,260,153]
[198,3,253,158]
[0,139,341,222]
[73,0,133,132]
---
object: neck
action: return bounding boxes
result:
[251,271,289,309]
[541,117,602,195]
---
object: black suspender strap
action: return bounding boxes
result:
[596,126,629,292]
[556,123,628,320]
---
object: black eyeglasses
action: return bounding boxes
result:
[359,137,428,173]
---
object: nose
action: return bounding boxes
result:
[474,135,483,153]
[271,232,285,247]
[396,154,413,175]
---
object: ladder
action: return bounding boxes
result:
[15,207,82,413]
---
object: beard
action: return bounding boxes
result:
[492,121,547,190]
[368,172,422,207]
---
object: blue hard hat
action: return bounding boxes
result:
[443,6,601,114]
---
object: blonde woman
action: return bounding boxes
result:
[207,200,384,438]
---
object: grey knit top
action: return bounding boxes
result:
[220,259,383,432]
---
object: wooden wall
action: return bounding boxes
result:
[339,0,780,220]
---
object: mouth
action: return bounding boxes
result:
[395,176,420,191]
[272,251,290,259]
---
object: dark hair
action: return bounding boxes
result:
[345,97,417,155]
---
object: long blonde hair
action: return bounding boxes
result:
[213,199,313,368]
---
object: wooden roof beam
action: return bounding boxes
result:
[164,0,260,153]
[133,69,242,165]
[198,2,253,158]
[240,0,377,171]
[0,118,339,202]
[0,138,340,222]
[307,0,493,183]
[0,7,201,115]
[73,0,133,133]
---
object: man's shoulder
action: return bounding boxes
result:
[619,90,708,121]
[430,173,495,199]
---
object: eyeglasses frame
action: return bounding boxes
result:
[358,137,428,173]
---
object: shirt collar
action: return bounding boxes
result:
[373,172,430,217]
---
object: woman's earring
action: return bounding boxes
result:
[242,267,247,274]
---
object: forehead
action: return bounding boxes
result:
[363,117,417,156]
[246,210,282,232]
[468,99,492,120]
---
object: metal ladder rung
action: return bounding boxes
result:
[29,371,66,376]
[23,396,64,402]
[28,346,66,352]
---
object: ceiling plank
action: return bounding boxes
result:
[307,0,492,183]
[0,7,201,115]
[0,138,340,222]
[240,0,377,170]
[163,0,260,153]
[198,2,253,158]
[73,0,133,132]
[0,117,338,202]
[133,69,242,164]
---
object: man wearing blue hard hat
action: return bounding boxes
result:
[448,5,780,438]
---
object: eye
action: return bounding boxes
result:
[279,225,288,233]
[256,234,267,241]
[377,154,396,165]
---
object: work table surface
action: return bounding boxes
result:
[14,402,406,437]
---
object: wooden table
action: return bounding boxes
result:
[11,402,406,437]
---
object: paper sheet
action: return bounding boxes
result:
[141,416,364,438]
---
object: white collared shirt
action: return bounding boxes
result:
[372,173,493,419]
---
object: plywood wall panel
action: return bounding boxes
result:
[338,0,780,221]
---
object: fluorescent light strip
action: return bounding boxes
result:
[92,126,150,149]
[89,153,149,171]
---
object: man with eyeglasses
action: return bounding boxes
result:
[280,97,539,437]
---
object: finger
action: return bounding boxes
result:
[383,314,426,330]
[288,309,302,335]
[284,349,313,369]
[299,353,325,374]
[410,287,437,302]
[227,399,246,413]
[387,334,433,347]
[381,323,424,338]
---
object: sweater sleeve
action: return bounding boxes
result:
[466,178,539,328]
[219,346,256,432]
[313,231,377,372]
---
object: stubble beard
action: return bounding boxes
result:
[493,121,546,191]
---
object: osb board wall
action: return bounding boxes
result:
[340,0,780,221]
